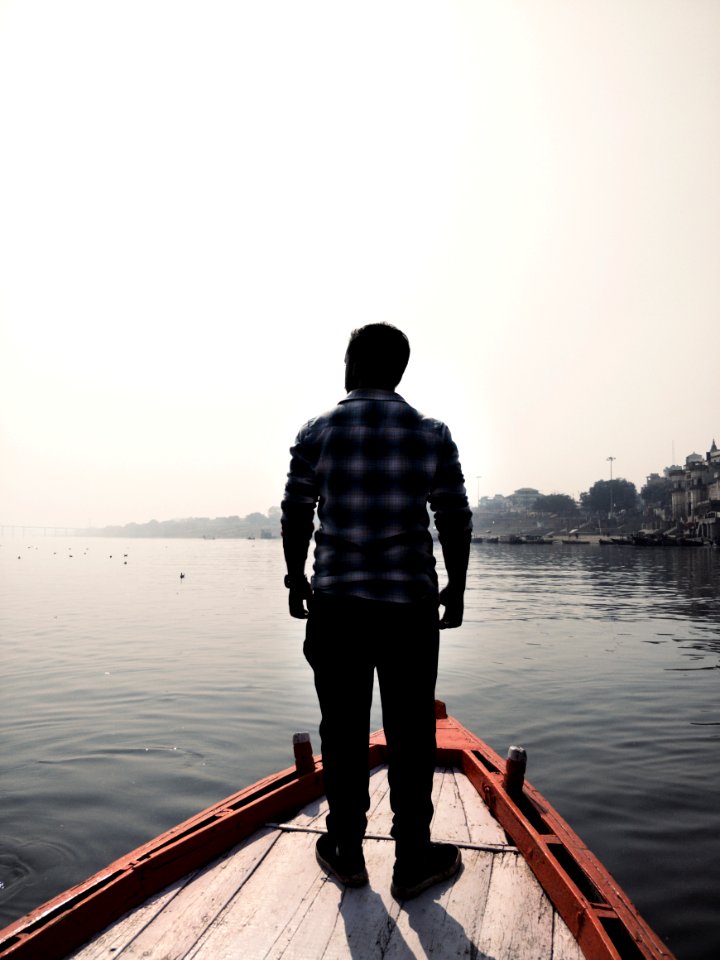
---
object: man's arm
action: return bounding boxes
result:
[430,425,473,629]
[437,528,471,628]
[281,505,314,619]
[281,429,317,619]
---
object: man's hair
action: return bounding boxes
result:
[345,323,410,388]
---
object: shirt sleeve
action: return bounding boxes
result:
[281,425,318,543]
[429,426,473,537]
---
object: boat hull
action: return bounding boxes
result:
[0,705,673,960]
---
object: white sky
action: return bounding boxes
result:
[1,1,718,528]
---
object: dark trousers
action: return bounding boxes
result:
[304,592,439,855]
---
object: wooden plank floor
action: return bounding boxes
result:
[70,766,584,960]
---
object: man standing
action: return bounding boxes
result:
[281,323,472,900]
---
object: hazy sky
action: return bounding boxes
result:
[1,1,718,528]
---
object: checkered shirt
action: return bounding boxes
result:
[281,389,472,603]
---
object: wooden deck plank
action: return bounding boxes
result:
[453,765,509,845]
[249,860,345,959]
[289,765,452,844]
[429,767,471,843]
[184,829,329,959]
[428,767,448,835]
[289,764,390,832]
[552,913,586,960]
[68,828,279,960]
[367,765,392,820]
[362,765,447,840]
[386,847,495,958]
[277,826,500,959]
[365,765,393,836]
[475,851,555,959]
[288,794,329,829]
[283,838,404,960]
[69,876,193,960]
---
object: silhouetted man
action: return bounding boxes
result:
[281,323,472,899]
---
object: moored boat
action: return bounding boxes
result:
[0,702,673,960]
[504,535,554,545]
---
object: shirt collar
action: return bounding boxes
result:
[340,389,405,403]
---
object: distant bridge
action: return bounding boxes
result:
[0,524,88,537]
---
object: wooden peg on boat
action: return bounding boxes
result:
[292,732,315,775]
[504,745,527,797]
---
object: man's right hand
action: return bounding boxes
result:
[288,578,313,619]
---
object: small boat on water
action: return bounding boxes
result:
[0,702,673,960]
[505,535,554,545]
[631,533,706,548]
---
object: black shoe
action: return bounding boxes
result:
[316,834,368,887]
[391,842,462,900]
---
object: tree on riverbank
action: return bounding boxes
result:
[90,510,282,538]
[640,474,672,512]
[580,478,639,516]
[532,493,578,516]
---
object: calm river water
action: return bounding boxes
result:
[1,537,719,957]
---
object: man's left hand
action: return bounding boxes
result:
[438,586,464,629]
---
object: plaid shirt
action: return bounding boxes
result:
[281,389,472,602]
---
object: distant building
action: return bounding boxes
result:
[506,488,540,512]
[478,494,510,513]
[669,439,720,541]
[477,488,547,514]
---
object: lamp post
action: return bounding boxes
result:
[476,476,482,508]
[607,456,616,519]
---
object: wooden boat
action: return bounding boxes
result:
[504,535,553,545]
[0,702,673,960]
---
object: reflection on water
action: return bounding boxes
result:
[469,541,720,625]
[1,538,718,958]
